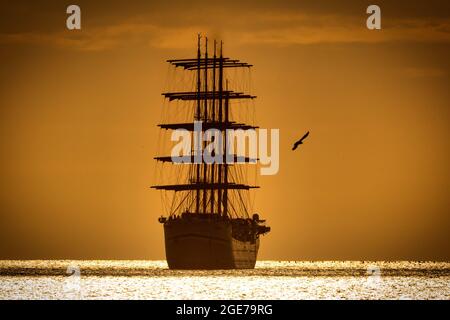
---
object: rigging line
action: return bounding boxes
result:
[225,190,234,218]
[159,190,165,215]
[170,190,191,215]
[184,191,196,214]
[227,191,239,218]
[204,191,213,212]
[169,185,177,214]
[231,164,250,217]
[163,190,170,215]
[239,190,250,218]
[235,190,245,217]
[244,188,253,214]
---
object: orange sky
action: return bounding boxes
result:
[0,0,449,260]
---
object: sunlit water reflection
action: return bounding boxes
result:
[0,261,448,299]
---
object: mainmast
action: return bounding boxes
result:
[217,41,224,216]
[195,34,201,214]
[210,40,216,215]
[224,80,229,217]
[202,38,208,215]
[153,36,258,218]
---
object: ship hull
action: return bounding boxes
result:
[163,216,259,269]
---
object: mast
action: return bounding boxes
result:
[195,34,201,214]
[210,40,216,215]
[153,37,258,218]
[217,41,223,216]
[223,80,229,217]
[202,38,208,214]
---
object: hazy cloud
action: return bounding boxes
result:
[0,16,450,50]
[0,1,450,51]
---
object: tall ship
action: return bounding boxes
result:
[153,36,270,269]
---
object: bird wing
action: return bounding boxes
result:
[299,131,310,142]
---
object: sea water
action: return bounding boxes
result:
[0,261,448,299]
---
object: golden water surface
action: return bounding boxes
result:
[0,261,449,299]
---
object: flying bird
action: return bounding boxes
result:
[292,131,310,151]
